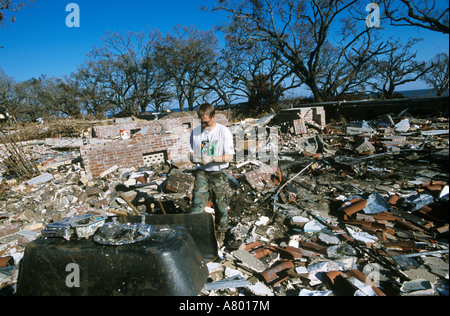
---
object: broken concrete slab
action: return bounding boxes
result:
[422,256,449,279]
[203,274,252,291]
[346,126,375,136]
[231,249,268,273]
[318,232,341,245]
[247,281,274,296]
[26,173,54,185]
[99,164,119,178]
[403,268,440,284]
[299,289,333,296]
[394,119,410,132]
[255,114,276,126]
[401,279,436,296]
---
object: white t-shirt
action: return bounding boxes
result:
[189,123,235,172]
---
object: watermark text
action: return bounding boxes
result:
[66,3,80,28]
[366,3,380,28]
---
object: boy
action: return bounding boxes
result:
[189,103,234,233]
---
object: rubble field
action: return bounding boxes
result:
[0,108,448,296]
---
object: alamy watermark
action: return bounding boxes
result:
[65,263,80,288]
[64,3,380,30]
[366,3,381,28]
[362,263,381,288]
[66,3,80,28]
[191,126,279,168]
[234,126,279,168]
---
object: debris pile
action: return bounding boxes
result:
[0,109,448,296]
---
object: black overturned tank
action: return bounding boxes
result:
[17,214,217,296]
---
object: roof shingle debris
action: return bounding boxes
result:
[0,108,448,296]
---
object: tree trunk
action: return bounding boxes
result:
[306,80,324,103]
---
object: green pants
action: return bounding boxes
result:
[191,170,230,228]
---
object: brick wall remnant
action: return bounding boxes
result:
[81,114,229,178]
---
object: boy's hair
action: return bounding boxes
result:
[197,103,215,118]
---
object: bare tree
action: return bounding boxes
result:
[314,40,379,99]
[140,29,174,113]
[77,29,176,116]
[36,75,83,118]
[84,30,171,116]
[194,55,238,108]
[210,0,389,102]
[221,35,301,107]
[368,38,434,98]
[86,32,139,115]
[73,63,115,117]
[383,0,449,34]
[155,25,220,111]
[12,78,44,121]
[423,52,449,96]
[2,74,82,120]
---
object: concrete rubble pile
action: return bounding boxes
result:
[0,109,448,296]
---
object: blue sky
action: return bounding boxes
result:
[0,0,221,81]
[0,0,449,92]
